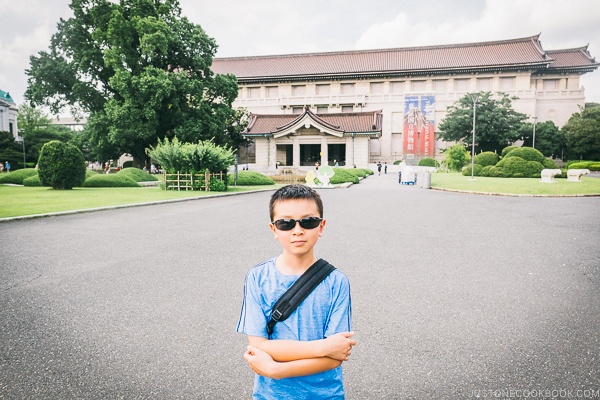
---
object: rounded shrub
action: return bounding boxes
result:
[418,157,440,167]
[501,156,528,177]
[542,158,559,169]
[501,146,518,158]
[209,178,227,191]
[525,161,544,178]
[480,165,493,177]
[38,141,86,189]
[489,166,503,177]
[117,167,158,182]
[474,152,500,167]
[567,161,593,169]
[83,174,140,187]
[361,168,375,176]
[227,171,275,186]
[462,163,483,176]
[23,174,43,187]
[565,160,594,169]
[345,168,367,178]
[496,158,507,168]
[0,168,38,184]
[330,168,359,184]
[589,162,600,171]
[504,147,545,163]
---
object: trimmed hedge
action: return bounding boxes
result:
[23,174,43,187]
[0,168,38,184]
[117,167,159,182]
[330,168,359,184]
[345,168,367,178]
[227,171,275,186]
[501,156,528,177]
[504,147,545,163]
[418,157,440,167]
[501,146,518,158]
[525,161,545,178]
[361,168,375,176]
[462,163,483,176]
[565,160,595,169]
[38,141,86,189]
[474,152,500,167]
[567,161,599,170]
[83,174,140,187]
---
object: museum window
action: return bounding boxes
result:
[266,86,278,98]
[340,83,355,95]
[433,79,447,92]
[454,79,469,92]
[341,105,353,113]
[317,106,328,113]
[477,78,491,91]
[411,80,426,92]
[247,87,261,98]
[292,106,303,114]
[500,77,515,90]
[292,85,306,96]
[370,82,384,94]
[390,81,404,93]
[316,84,330,96]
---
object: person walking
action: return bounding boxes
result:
[377,162,382,176]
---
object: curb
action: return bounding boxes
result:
[430,186,600,197]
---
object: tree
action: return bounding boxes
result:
[0,131,23,169]
[17,103,74,163]
[517,120,563,158]
[439,92,527,154]
[562,103,600,161]
[25,0,245,168]
[442,143,470,171]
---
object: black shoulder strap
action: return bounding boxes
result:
[267,259,336,336]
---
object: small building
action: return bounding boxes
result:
[212,34,599,169]
[0,90,18,139]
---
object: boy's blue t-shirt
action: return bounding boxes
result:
[237,257,352,400]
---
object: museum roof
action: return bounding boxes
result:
[212,35,598,82]
[244,107,382,136]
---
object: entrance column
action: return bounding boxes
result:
[292,138,300,168]
[321,137,328,167]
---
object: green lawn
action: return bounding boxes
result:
[431,172,600,195]
[0,185,278,218]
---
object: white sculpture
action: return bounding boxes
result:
[567,169,590,182]
[317,165,335,187]
[540,168,562,183]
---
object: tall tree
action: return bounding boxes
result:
[517,120,563,158]
[438,92,527,154]
[25,0,245,167]
[562,103,600,161]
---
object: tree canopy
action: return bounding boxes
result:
[562,103,600,161]
[438,92,527,154]
[25,0,247,167]
[517,120,562,158]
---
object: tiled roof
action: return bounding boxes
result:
[244,108,382,136]
[545,46,599,71]
[213,35,565,81]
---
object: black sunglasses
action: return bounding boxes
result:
[272,217,323,231]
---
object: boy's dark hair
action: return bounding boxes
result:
[269,184,323,221]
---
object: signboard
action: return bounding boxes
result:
[403,96,435,158]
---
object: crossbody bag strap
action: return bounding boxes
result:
[266,258,336,336]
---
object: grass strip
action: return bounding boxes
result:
[430,172,600,195]
[0,185,278,218]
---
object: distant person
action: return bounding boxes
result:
[0,162,4,173]
[384,162,388,174]
[5,161,10,173]
[104,162,110,174]
[377,162,382,175]
[315,161,319,170]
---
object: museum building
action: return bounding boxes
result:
[211,34,598,169]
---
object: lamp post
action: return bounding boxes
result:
[469,93,478,179]
[532,116,538,149]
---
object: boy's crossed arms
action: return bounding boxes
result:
[243,331,356,379]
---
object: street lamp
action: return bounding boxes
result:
[16,135,26,169]
[469,93,478,179]
[532,116,538,149]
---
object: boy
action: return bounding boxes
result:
[237,184,356,399]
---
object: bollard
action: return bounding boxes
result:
[422,171,431,189]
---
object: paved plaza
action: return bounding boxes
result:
[1,173,599,399]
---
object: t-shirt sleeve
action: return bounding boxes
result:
[324,274,352,338]
[236,268,269,338]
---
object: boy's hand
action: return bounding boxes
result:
[322,332,356,361]
[244,345,280,379]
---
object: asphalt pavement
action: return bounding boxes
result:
[1,173,599,399]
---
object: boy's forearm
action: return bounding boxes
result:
[250,337,326,362]
[261,357,342,380]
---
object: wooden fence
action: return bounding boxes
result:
[163,170,225,191]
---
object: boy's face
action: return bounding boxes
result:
[269,198,325,259]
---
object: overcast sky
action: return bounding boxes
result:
[1,0,599,112]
